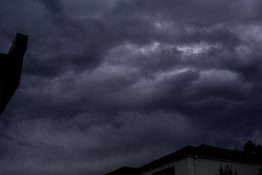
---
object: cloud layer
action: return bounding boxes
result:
[0,0,262,174]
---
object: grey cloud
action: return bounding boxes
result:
[0,111,235,175]
[1,0,262,175]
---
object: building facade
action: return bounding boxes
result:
[107,145,262,175]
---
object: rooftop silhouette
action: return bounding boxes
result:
[107,144,262,175]
[0,33,28,114]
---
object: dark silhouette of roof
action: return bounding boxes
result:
[107,144,262,175]
[0,33,28,114]
[140,144,262,172]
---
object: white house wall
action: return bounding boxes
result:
[141,157,262,175]
[194,158,262,175]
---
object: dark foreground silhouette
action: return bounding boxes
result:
[107,142,262,175]
[0,33,28,114]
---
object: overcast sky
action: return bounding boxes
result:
[0,0,262,174]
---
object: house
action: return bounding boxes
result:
[107,144,262,175]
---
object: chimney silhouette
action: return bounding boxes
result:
[0,33,28,114]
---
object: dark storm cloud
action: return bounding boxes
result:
[0,112,225,175]
[1,0,262,175]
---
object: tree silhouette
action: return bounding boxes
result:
[215,165,238,175]
[244,141,262,155]
[244,141,257,153]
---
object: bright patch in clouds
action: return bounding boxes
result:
[177,42,220,56]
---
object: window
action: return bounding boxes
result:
[153,166,175,175]
[259,169,262,175]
